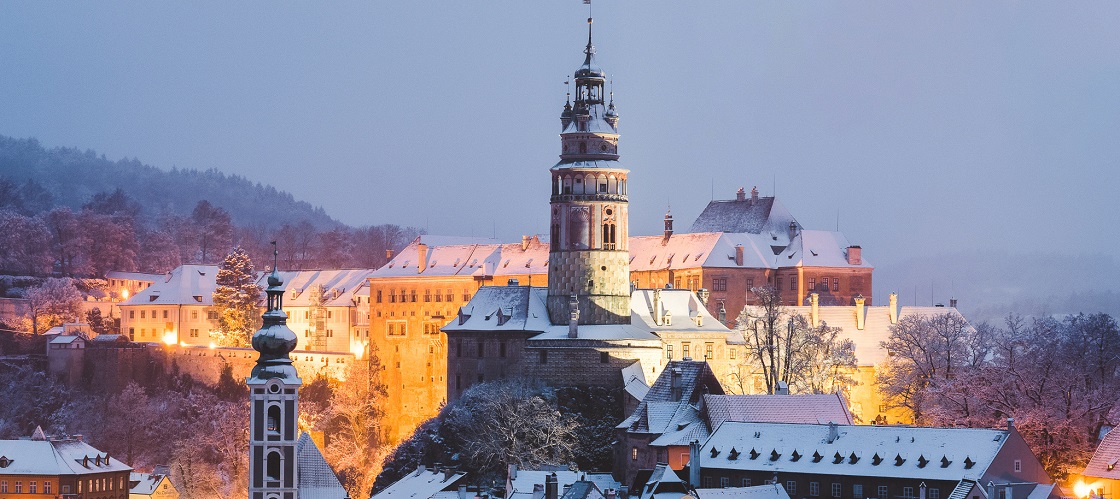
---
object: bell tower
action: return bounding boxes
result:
[547,16,631,325]
[248,244,301,499]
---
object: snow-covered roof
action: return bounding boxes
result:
[0,435,131,476]
[761,305,970,366]
[441,286,551,334]
[507,469,620,499]
[373,466,467,499]
[49,334,84,345]
[688,196,797,236]
[264,269,375,307]
[561,480,607,499]
[1083,427,1120,480]
[622,361,650,402]
[638,464,690,499]
[619,360,725,438]
[702,393,854,428]
[698,422,1011,482]
[630,230,868,272]
[296,431,348,499]
[129,472,173,496]
[123,264,220,306]
[777,230,872,269]
[374,236,548,279]
[695,484,790,499]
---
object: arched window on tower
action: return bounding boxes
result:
[602,221,616,250]
[267,405,281,434]
[267,451,281,481]
[551,223,561,248]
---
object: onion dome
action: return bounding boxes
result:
[250,249,299,380]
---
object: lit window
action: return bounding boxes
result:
[833,278,840,292]
[632,447,638,460]
[682,343,690,358]
[666,345,674,360]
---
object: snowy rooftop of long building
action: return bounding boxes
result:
[263,268,375,307]
[373,235,548,279]
[507,468,620,499]
[0,431,131,476]
[694,484,790,499]
[373,466,467,499]
[442,287,731,343]
[688,195,797,236]
[105,271,163,282]
[703,393,854,428]
[698,422,1010,481]
[629,230,870,271]
[122,264,220,306]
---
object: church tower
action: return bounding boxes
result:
[547,16,631,325]
[247,247,301,499]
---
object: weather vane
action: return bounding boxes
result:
[270,240,278,271]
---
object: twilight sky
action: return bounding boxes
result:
[2,2,1118,307]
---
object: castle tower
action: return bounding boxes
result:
[547,16,631,325]
[247,247,302,499]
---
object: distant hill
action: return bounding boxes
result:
[0,135,338,230]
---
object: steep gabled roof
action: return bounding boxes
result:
[441,286,550,334]
[619,360,725,436]
[266,269,375,307]
[688,196,797,236]
[639,464,690,499]
[0,437,131,476]
[1084,427,1120,480]
[295,432,347,499]
[122,265,220,306]
[372,235,547,279]
[373,466,467,499]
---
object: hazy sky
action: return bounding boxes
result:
[2,2,1118,273]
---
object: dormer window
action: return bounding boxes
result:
[0,456,11,468]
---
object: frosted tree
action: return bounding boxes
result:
[191,200,233,263]
[324,358,389,498]
[210,247,261,347]
[732,286,857,395]
[23,277,84,334]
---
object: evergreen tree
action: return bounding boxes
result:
[210,247,261,347]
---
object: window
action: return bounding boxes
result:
[208,311,219,320]
[1,481,6,493]
[832,483,841,498]
[720,477,729,488]
[410,290,417,302]
[15,481,22,493]
[267,451,281,480]
[446,289,453,302]
[376,290,382,303]
[666,344,674,360]
[632,447,638,461]
[1014,459,1022,472]
[190,329,199,338]
[267,404,281,433]
[674,277,682,289]
[810,482,819,496]
[790,275,798,291]
[129,310,135,319]
[903,487,915,499]
[128,328,135,339]
[602,222,616,250]
[833,278,840,292]
[44,481,51,494]
[729,348,737,360]
[424,289,431,302]
[140,310,146,319]
[809,278,816,290]
[704,343,713,359]
[600,351,609,363]
[163,310,168,319]
[776,277,782,289]
[785,481,796,495]
[930,489,940,499]
[878,486,889,499]
[388,323,395,335]
[682,343,690,358]
[390,289,396,303]
[463,292,471,302]
[704,477,713,488]
[327,329,333,337]
[192,310,198,320]
[540,350,548,364]
[742,479,752,487]
[746,278,754,289]
[141,328,146,337]
[713,277,727,292]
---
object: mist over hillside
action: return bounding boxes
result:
[0,135,338,230]
[875,250,1120,323]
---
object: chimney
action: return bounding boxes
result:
[697,288,709,306]
[508,464,518,480]
[74,434,83,442]
[653,288,663,326]
[459,485,469,499]
[417,243,429,274]
[751,186,759,204]
[418,465,427,475]
[568,295,580,338]
[888,292,898,324]
[689,440,701,487]
[1007,418,1015,431]
[606,489,618,499]
[445,468,455,482]
[718,302,726,325]
[386,249,394,260]
[522,235,531,251]
[564,485,572,496]
[987,482,996,499]
[847,246,862,265]
[546,473,559,499]
[533,484,545,499]
[809,292,820,328]
[854,295,866,330]
[736,187,746,202]
[663,211,674,244]
[670,368,683,401]
[508,278,519,286]
[776,380,789,395]
[734,245,744,266]
[827,422,839,444]
[950,297,958,308]
[788,221,798,241]
[920,483,928,499]
[1006,485,1014,499]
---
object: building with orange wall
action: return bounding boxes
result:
[367,234,549,444]
[0,427,132,498]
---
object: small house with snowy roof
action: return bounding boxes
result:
[0,426,132,497]
[1077,427,1120,499]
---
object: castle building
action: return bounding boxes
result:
[246,255,346,499]
[367,234,548,444]
[443,15,741,403]
[0,426,132,498]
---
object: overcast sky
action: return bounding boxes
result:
[2,2,1118,279]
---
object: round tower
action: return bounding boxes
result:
[548,17,631,325]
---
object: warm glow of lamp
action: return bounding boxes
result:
[1073,481,1093,498]
[208,341,217,349]
[351,342,367,360]
[162,332,176,345]
[121,289,129,300]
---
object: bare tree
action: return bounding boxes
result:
[323,361,388,498]
[876,312,979,421]
[23,277,84,334]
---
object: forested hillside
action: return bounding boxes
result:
[0,135,422,276]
